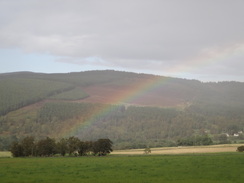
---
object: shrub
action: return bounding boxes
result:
[237,146,244,152]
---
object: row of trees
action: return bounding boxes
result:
[11,136,113,157]
[176,135,213,146]
[2,101,244,150]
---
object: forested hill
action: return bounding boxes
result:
[1,70,244,150]
[1,70,244,110]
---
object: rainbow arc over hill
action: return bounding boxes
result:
[63,75,170,137]
[63,44,244,137]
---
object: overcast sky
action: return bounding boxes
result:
[0,0,244,82]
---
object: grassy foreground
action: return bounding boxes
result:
[0,153,244,183]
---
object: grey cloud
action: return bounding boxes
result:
[0,0,244,81]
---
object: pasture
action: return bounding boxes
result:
[0,153,244,183]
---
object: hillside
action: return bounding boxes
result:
[0,70,244,150]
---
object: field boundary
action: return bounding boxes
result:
[2,144,244,158]
[112,144,244,155]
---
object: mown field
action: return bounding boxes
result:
[0,153,244,183]
[112,144,243,155]
[0,151,11,158]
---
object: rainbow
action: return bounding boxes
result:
[63,43,244,137]
[62,75,170,137]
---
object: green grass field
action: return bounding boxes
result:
[0,153,244,183]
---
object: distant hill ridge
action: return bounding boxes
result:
[1,70,244,111]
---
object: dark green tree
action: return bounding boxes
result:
[237,146,244,152]
[217,134,229,144]
[78,141,92,156]
[36,137,56,156]
[93,139,113,156]
[200,135,213,145]
[177,138,194,146]
[144,147,151,154]
[10,142,24,157]
[66,136,80,156]
[21,136,35,156]
[56,138,68,156]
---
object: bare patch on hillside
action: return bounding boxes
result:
[81,83,185,107]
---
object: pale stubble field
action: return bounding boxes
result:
[111,144,244,155]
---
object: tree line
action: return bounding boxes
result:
[176,135,213,146]
[1,101,244,150]
[10,136,113,157]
